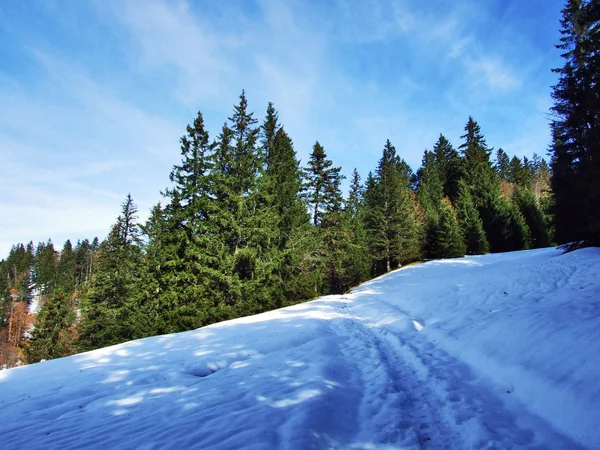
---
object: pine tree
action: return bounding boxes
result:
[550,0,600,245]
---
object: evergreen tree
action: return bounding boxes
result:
[303,142,343,226]
[550,0,600,245]
[33,240,58,296]
[262,102,280,167]
[343,169,370,287]
[57,240,76,294]
[430,198,466,259]
[455,181,489,254]
[496,148,511,181]
[432,134,462,202]
[416,149,444,257]
[140,109,220,334]
[459,117,499,212]
[266,127,309,249]
[488,198,532,252]
[77,195,143,350]
[458,117,529,252]
[363,171,387,276]
[365,140,423,274]
[26,289,76,363]
[513,188,551,248]
[508,156,532,187]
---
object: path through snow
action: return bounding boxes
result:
[1,247,598,449]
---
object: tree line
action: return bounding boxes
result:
[0,91,553,367]
[5,0,597,367]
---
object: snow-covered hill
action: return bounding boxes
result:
[1,247,599,449]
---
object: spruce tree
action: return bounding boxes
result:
[26,288,76,363]
[550,0,600,245]
[366,140,423,274]
[432,134,462,202]
[33,240,58,296]
[430,198,466,259]
[416,149,444,257]
[363,171,387,276]
[343,169,370,287]
[57,240,76,294]
[496,148,511,181]
[513,187,551,248]
[455,180,489,254]
[77,195,143,350]
[303,142,343,226]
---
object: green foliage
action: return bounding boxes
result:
[433,135,462,202]
[26,289,76,363]
[77,195,143,350]
[486,198,532,253]
[550,0,600,245]
[365,140,423,275]
[430,198,466,259]
[513,188,551,248]
[455,181,489,255]
[495,149,511,181]
[303,142,344,226]
[1,88,562,364]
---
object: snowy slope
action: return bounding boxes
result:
[1,247,599,449]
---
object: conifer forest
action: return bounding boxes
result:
[1,0,598,368]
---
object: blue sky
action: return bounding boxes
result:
[0,0,564,256]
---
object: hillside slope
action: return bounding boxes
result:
[1,247,599,449]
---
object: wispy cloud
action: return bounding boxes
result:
[0,0,563,255]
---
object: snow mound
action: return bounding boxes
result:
[1,247,599,449]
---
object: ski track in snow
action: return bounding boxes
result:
[1,247,599,449]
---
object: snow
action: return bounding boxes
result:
[1,247,599,449]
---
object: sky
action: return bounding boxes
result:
[0,0,565,256]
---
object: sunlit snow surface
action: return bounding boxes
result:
[1,247,599,449]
